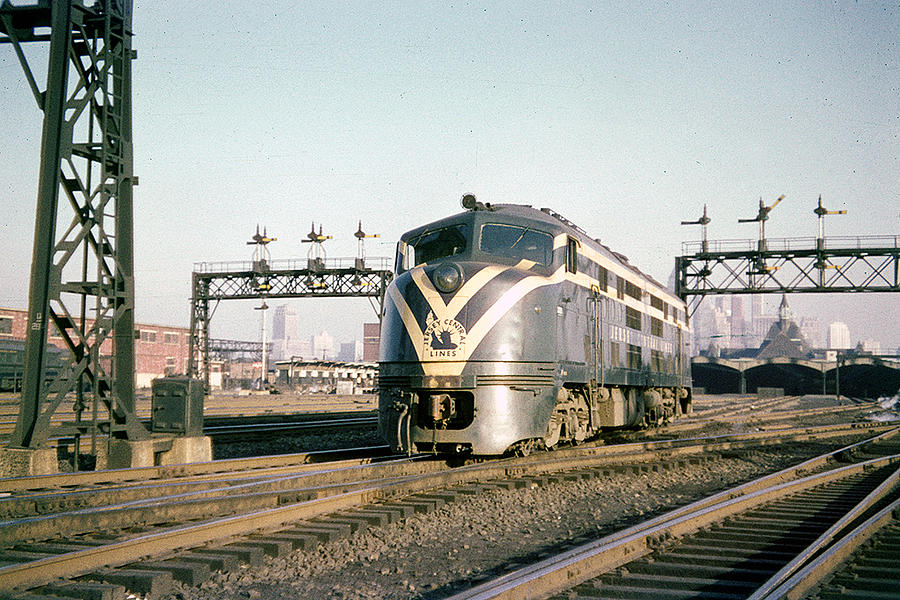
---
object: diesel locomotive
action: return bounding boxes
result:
[378,195,692,455]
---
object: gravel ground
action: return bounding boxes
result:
[212,427,384,460]
[167,441,850,600]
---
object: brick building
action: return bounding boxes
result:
[0,307,191,388]
[363,322,380,362]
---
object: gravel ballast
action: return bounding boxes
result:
[168,442,847,600]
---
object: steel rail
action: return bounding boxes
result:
[0,427,897,592]
[0,445,391,493]
[759,497,900,599]
[747,469,900,599]
[203,415,377,438]
[445,454,900,600]
[1,421,893,526]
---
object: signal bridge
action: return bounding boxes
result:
[676,234,899,303]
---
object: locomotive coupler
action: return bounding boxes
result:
[425,392,456,426]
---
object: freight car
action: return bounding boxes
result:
[0,338,67,392]
[378,195,692,455]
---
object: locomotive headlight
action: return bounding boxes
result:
[432,263,463,293]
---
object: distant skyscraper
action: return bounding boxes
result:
[748,295,769,348]
[312,330,334,360]
[827,322,851,350]
[337,340,364,362]
[731,296,745,348]
[862,339,882,355]
[272,305,298,341]
[799,316,823,349]
[270,305,303,361]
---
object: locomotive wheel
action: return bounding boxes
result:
[573,393,590,443]
[544,412,562,448]
[511,438,541,457]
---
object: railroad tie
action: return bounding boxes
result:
[176,550,242,572]
[353,505,408,523]
[288,521,353,542]
[124,560,210,587]
[254,531,323,551]
[196,544,264,567]
[82,568,174,598]
[36,581,125,600]
[312,515,370,534]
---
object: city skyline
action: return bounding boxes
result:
[693,294,897,356]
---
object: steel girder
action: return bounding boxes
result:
[2,0,146,449]
[208,339,266,361]
[676,238,900,313]
[189,266,393,390]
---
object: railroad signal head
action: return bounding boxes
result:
[738,195,784,223]
[814,194,847,217]
[681,204,711,226]
[355,221,380,239]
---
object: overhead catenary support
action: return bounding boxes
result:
[1,0,147,452]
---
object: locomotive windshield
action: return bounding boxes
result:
[399,223,470,271]
[480,223,553,265]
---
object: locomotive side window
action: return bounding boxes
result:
[627,344,642,370]
[406,223,470,267]
[0,317,11,335]
[625,306,642,330]
[625,280,642,301]
[480,224,553,265]
[597,266,608,291]
[565,237,578,273]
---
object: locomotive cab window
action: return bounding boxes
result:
[400,223,470,271]
[0,317,11,335]
[479,223,553,265]
[565,237,579,273]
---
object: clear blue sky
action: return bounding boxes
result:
[1,1,897,349]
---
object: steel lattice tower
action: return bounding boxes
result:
[1,0,147,451]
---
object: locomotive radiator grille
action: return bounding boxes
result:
[476,374,555,386]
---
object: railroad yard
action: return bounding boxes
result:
[0,392,898,599]
[2,3,898,599]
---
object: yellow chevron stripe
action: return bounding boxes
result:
[386,284,424,361]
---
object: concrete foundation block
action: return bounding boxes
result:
[0,446,58,477]
[100,436,212,469]
[157,436,212,465]
[105,438,159,469]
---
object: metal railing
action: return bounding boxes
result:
[682,235,900,255]
[193,256,393,273]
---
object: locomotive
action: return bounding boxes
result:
[378,195,692,455]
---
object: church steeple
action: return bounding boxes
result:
[778,294,792,323]
[755,294,811,359]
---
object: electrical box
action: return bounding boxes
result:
[151,377,204,435]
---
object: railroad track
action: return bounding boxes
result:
[657,395,887,438]
[203,413,378,441]
[0,422,895,597]
[448,429,900,600]
[0,393,377,439]
[0,411,378,449]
